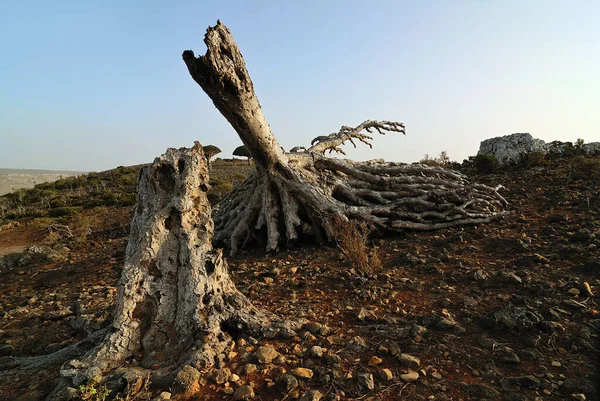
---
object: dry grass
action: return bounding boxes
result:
[330,217,382,276]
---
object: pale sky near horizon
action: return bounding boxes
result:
[1,1,598,172]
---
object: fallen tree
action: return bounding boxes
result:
[183,21,510,255]
[32,143,289,400]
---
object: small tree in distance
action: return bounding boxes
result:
[233,145,251,164]
[202,144,221,165]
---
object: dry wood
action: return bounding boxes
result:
[183,21,510,255]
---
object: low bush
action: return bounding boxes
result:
[330,217,382,276]
[519,151,547,167]
[473,154,498,173]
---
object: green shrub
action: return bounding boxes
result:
[48,206,83,218]
[473,154,498,173]
[519,151,547,167]
[571,156,600,177]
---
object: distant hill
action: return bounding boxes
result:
[0,168,84,196]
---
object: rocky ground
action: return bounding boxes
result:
[0,156,598,401]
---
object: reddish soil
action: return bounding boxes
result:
[0,158,598,401]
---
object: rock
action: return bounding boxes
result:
[290,367,314,379]
[357,307,377,321]
[496,347,520,364]
[276,374,299,393]
[431,371,442,380]
[397,353,420,369]
[307,345,324,358]
[323,354,342,365]
[378,368,393,381]
[571,394,586,401]
[487,303,542,331]
[305,322,322,334]
[172,365,201,397]
[436,318,457,330]
[568,288,581,296]
[478,133,546,166]
[368,356,383,366]
[209,367,232,384]
[152,392,172,401]
[500,375,540,391]
[240,363,257,376]
[253,346,279,364]
[401,371,419,382]
[579,282,593,297]
[299,390,323,401]
[223,387,234,395]
[357,373,375,390]
[467,383,501,399]
[0,344,15,357]
[583,142,600,154]
[233,385,255,400]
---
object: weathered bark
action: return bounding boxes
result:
[183,22,510,255]
[43,143,285,400]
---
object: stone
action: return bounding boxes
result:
[172,365,201,397]
[209,367,232,384]
[253,346,279,364]
[400,371,419,382]
[152,392,172,401]
[307,345,324,358]
[299,390,323,401]
[487,303,542,331]
[579,282,593,297]
[478,133,546,166]
[431,371,442,380]
[357,373,375,390]
[233,385,255,400]
[378,368,393,381]
[500,375,540,391]
[467,383,501,399]
[290,367,314,379]
[305,322,322,334]
[496,348,520,364]
[368,356,383,366]
[276,374,299,393]
[397,353,420,369]
[241,363,257,375]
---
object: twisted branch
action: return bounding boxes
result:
[308,120,405,155]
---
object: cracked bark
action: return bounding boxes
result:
[183,21,510,256]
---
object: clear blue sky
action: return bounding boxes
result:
[1,1,598,171]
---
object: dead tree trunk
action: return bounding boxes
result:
[45,143,284,399]
[183,21,510,256]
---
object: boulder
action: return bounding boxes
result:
[478,133,546,166]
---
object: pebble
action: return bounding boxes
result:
[290,367,314,379]
[431,371,442,380]
[357,373,375,390]
[378,368,393,381]
[368,356,383,366]
[276,374,298,393]
[400,371,419,382]
[253,346,279,364]
[397,353,420,369]
[233,385,255,400]
[240,363,257,375]
[299,390,323,401]
[307,346,324,358]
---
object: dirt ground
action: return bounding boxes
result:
[0,157,598,401]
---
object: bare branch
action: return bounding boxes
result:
[308,120,405,155]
